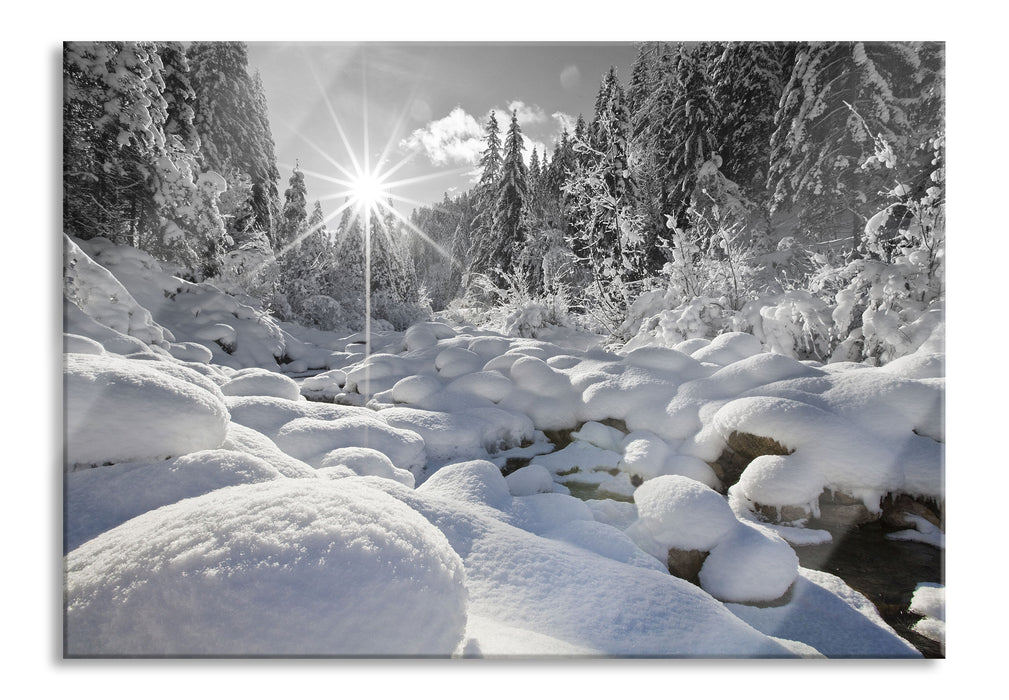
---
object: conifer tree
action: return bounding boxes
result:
[278,163,308,249]
[186,42,280,244]
[485,110,530,286]
[768,41,925,247]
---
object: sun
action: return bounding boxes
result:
[349,170,389,211]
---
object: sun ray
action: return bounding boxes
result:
[279,120,357,183]
[372,197,460,267]
[304,52,364,179]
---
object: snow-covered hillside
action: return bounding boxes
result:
[62,234,943,657]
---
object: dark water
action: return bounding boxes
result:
[792,521,944,658]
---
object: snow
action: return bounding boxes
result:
[909,582,945,643]
[65,480,467,656]
[65,353,230,468]
[60,234,944,657]
[630,476,739,551]
[220,367,301,401]
[504,464,554,496]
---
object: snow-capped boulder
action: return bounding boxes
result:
[64,353,230,468]
[65,479,468,656]
[220,368,301,401]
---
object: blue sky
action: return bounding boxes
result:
[246,42,639,222]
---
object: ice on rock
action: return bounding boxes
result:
[343,353,411,395]
[220,367,301,401]
[65,353,230,468]
[299,368,347,400]
[714,394,942,510]
[530,440,621,475]
[737,454,827,512]
[316,446,416,487]
[505,464,555,496]
[499,388,578,431]
[65,479,468,656]
[404,321,457,351]
[65,449,284,552]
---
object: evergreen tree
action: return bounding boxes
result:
[278,162,308,248]
[485,110,530,286]
[63,41,169,245]
[466,110,504,283]
[768,41,925,247]
[709,42,792,202]
[187,42,280,244]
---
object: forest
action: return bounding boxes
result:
[63,41,944,364]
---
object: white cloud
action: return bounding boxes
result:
[400,106,484,167]
[507,100,548,125]
[551,111,578,136]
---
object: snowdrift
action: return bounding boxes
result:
[62,235,940,657]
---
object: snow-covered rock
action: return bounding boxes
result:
[65,479,468,656]
[64,353,230,468]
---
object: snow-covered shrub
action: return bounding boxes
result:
[737,289,835,361]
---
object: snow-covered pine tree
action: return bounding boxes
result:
[566,65,642,310]
[768,41,925,249]
[63,42,169,246]
[249,71,282,246]
[486,110,530,288]
[466,110,504,285]
[186,42,280,246]
[709,41,792,205]
[278,162,308,249]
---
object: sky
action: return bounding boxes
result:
[246,42,639,224]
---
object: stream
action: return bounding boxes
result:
[791,520,944,658]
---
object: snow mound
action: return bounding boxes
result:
[418,459,512,511]
[273,415,427,477]
[315,446,415,487]
[504,464,554,496]
[627,475,799,603]
[698,520,799,603]
[65,479,467,656]
[630,475,738,552]
[65,353,229,468]
[220,368,301,401]
[65,449,284,552]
